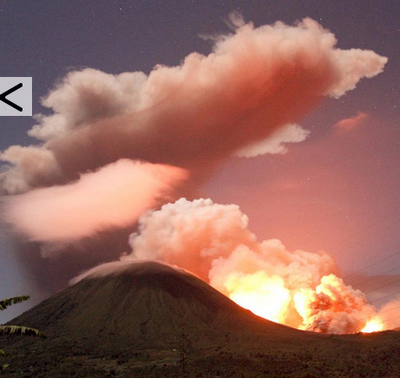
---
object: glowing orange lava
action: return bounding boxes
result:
[226,272,291,323]
[224,271,387,334]
[361,318,384,333]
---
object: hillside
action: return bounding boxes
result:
[8,261,304,345]
[2,261,400,377]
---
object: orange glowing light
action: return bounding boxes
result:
[361,318,384,333]
[225,272,291,323]
[220,268,384,334]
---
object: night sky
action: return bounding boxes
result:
[0,0,399,322]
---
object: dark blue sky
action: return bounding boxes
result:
[0,0,399,322]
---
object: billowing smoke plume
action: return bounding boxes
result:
[117,198,381,334]
[129,198,257,279]
[0,17,387,292]
[1,18,386,195]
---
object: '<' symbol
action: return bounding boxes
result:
[0,83,23,112]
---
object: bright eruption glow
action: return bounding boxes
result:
[226,272,291,323]
[122,198,397,334]
[67,197,399,334]
[362,319,384,333]
[223,270,383,334]
[224,273,391,335]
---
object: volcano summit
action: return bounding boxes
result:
[8,261,302,347]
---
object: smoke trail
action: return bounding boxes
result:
[1,18,386,195]
[3,160,187,242]
[0,17,387,292]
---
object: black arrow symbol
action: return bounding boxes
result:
[0,83,23,112]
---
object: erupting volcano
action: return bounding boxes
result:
[92,197,389,335]
[0,14,393,337]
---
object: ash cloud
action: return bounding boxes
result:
[1,18,386,194]
[117,197,378,334]
[0,17,387,292]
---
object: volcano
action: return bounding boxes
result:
[8,261,302,346]
[3,261,400,377]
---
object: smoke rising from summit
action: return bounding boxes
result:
[95,197,386,334]
[0,17,387,294]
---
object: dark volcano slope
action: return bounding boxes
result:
[4,262,400,377]
[8,261,305,350]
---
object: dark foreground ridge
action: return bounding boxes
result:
[2,261,400,377]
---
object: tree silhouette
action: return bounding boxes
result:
[0,296,45,374]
